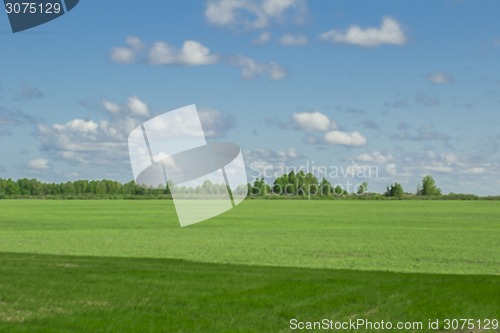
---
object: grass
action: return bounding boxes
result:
[0,200,498,274]
[0,200,499,332]
[0,253,498,333]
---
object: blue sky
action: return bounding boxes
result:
[1,0,499,195]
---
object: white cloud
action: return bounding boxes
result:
[110,36,144,64]
[149,40,219,66]
[37,97,236,166]
[111,37,289,81]
[253,31,271,44]
[231,55,287,80]
[285,148,298,158]
[244,147,303,179]
[421,164,454,174]
[320,17,406,47]
[102,100,120,114]
[279,33,308,46]
[27,159,49,170]
[125,36,144,50]
[110,47,136,64]
[466,167,485,174]
[38,118,123,165]
[386,163,397,176]
[111,38,218,67]
[37,96,153,165]
[427,72,452,84]
[205,0,307,30]
[127,96,150,117]
[53,119,98,133]
[292,111,330,131]
[356,151,393,164]
[324,130,367,146]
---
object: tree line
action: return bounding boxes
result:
[0,178,166,199]
[249,171,495,200]
[0,173,497,200]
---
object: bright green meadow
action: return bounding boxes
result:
[0,200,499,332]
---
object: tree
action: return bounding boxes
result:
[386,183,404,197]
[251,177,270,196]
[357,181,368,195]
[319,178,333,196]
[421,175,441,196]
[297,171,318,196]
[333,185,347,196]
[273,173,292,195]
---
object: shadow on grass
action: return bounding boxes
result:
[0,252,498,332]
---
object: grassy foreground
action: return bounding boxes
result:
[0,200,499,332]
[0,252,498,333]
[0,200,499,274]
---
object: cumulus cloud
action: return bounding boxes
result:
[253,31,271,44]
[111,37,219,67]
[292,111,331,131]
[125,36,144,50]
[110,38,288,80]
[110,47,135,64]
[36,98,235,166]
[231,55,287,80]
[126,96,150,117]
[268,111,336,131]
[385,163,397,176]
[110,36,144,64]
[356,151,393,164]
[27,158,49,170]
[466,167,486,174]
[37,118,122,165]
[324,130,367,146]
[320,17,407,47]
[279,33,308,46]
[149,40,219,66]
[268,111,367,147]
[205,0,307,30]
[37,97,153,165]
[427,72,452,84]
[102,100,120,114]
[244,147,302,179]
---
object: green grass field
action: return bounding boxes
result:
[0,200,499,332]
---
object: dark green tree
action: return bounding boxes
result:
[357,181,368,195]
[421,175,441,196]
[386,183,404,197]
[319,178,333,196]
